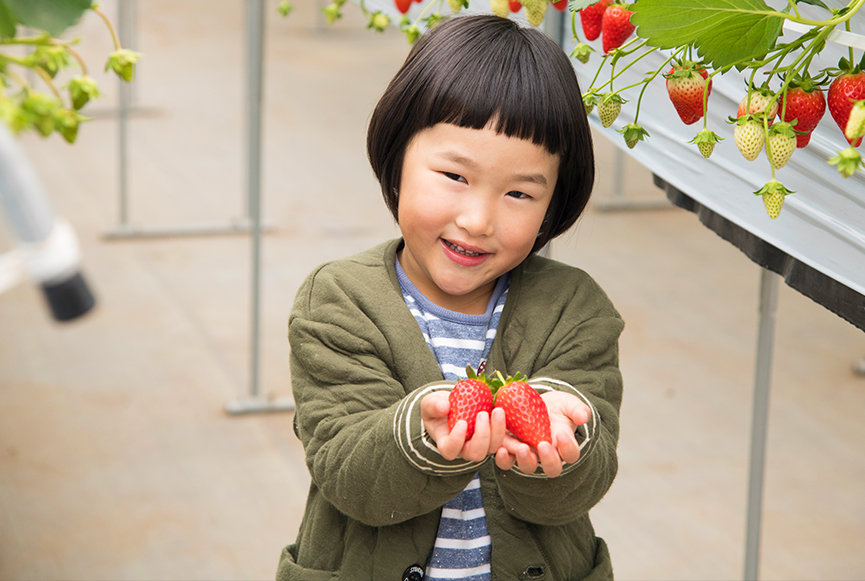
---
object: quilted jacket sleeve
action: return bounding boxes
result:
[489,258,625,526]
[289,260,479,528]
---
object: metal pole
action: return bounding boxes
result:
[225,0,293,415]
[118,0,132,228]
[247,0,264,399]
[743,268,780,581]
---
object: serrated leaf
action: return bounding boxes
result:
[0,1,16,38]
[794,0,830,12]
[569,0,595,11]
[630,0,784,70]
[3,0,91,37]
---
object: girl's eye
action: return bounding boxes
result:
[443,172,467,183]
[507,190,530,199]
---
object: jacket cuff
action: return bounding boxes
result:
[393,381,485,475]
[506,377,600,479]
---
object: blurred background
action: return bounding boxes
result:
[1,1,863,579]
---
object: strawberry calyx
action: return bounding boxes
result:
[828,146,864,178]
[753,179,794,199]
[618,122,649,149]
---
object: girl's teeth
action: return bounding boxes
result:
[447,241,481,256]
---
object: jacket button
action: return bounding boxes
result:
[402,564,424,581]
[521,564,545,579]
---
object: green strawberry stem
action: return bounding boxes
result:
[570,10,583,44]
[91,6,123,51]
[763,115,777,179]
[32,67,63,103]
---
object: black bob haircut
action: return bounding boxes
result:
[367,14,594,253]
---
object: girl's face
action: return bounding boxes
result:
[397,122,559,315]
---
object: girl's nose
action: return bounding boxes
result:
[455,195,495,238]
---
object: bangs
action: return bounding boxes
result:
[408,22,574,157]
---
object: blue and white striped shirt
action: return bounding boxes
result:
[396,258,509,581]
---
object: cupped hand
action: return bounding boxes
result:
[421,391,506,463]
[493,390,591,478]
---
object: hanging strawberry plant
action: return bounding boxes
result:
[0,0,139,143]
[318,0,864,219]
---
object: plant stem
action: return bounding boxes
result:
[92,6,122,50]
[55,42,88,76]
[33,66,64,103]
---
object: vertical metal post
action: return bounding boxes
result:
[118,0,132,228]
[225,0,293,415]
[246,0,265,399]
[744,268,780,581]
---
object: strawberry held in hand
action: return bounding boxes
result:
[601,3,635,54]
[492,371,552,449]
[447,365,493,440]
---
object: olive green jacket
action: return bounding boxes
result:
[278,239,624,581]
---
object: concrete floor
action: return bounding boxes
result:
[1,1,864,580]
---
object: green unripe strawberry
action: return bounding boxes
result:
[570,43,594,64]
[53,108,87,144]
[618,122,649,149]
[21,92,60,137]
[754,179,793,219]
[597,92,625,128]
[66,75,100,110]
[828,146,864,178]
[689,129,723,158]
[105,49,142,82]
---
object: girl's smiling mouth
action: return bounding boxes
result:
[443,239,485,257]
[440,238,490,268]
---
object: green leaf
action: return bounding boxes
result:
[630,0,785,70]
[794,0,830,12]
[0,1,17,38]
[3,0,92,37]
[569,0,595,11]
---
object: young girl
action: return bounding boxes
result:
[278,14,624,581]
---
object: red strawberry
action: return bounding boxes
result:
[492,372,552,449]
[665,62,712,125]
[552,0,568,10]
[394,0,412,13]
[448,366,493,440]
[601,4,635,54]
[580,0,612,41]
[778,84,826,148]
[828,68,865,147]
[509,0,522,11]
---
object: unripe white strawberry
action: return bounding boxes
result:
[734,118,765,161]
[844,100,865,142]
[766,122,796,169]
[522,0,547,26]
[490,0,510,17]
[738,89,779,122]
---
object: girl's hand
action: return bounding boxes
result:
[421,391,506,462]
[493,391,591,478]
